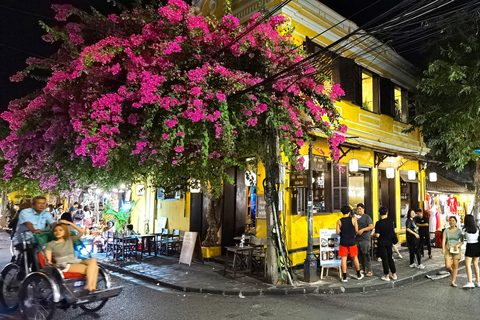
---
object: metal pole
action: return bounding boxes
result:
[303,144,318,282]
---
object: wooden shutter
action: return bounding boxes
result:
[332,57,361,105]
[331,164,349,212]
[380,77,394,117]
[407,91,415,121]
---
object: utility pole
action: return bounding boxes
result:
[303,144,318,282]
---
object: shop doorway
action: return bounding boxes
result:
[399,172,419,229]
[349,167,373,219]
[378,169,396,222]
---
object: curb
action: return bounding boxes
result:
[99,260,458,296]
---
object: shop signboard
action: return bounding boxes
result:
[319,229,341,266]
[256,194,266,219]
[311,155,326,171]
[290,173,307,187]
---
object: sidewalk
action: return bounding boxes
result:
[96,247,457,296]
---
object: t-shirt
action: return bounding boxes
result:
[414,216,429,236]
[12,208,54,245]
[356,214,373,242]
[375,217,395,247]
[45,236,82,268]
[465,230,479,244]
[339,217,356,247]
[445,228,463,245]
[406,218,418,240]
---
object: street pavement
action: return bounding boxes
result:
[2,230,480,320]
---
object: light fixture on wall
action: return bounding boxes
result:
[299,155,309,170]
[386,167,395,179]
[189,179,201,193]
[408,170,416,180]
[429,172,437,182]
[245,171,257,187]
[349,158,359,172]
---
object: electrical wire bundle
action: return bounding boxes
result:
[237,0,480,95]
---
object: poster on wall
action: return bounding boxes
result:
[319,229,341,266]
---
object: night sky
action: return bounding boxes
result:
[0,0,462,111]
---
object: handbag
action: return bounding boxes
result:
[449,246,460,254]
[446,228,459,254]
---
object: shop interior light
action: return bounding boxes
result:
[408,170,416,180]
[349,158,359,172]
[245,171,257,187]
[429,172,437,182]
[386,167,395,179]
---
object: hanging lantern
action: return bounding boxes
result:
[386,167,395,179]
[245,171,257,187]
[408,170,416,180]
[429,172,437,182]
[349,158,359,172]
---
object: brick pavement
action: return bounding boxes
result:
[96,247,460,296]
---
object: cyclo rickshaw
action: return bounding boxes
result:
[0,230,123,319]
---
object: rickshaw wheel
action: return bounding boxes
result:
[0,264,22,311]
[79,270,108,312]
[19,273,56,320]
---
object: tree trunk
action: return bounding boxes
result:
[202,196,223,247]
[474,160,480,218]
[265,191,279,285]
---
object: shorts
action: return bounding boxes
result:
[59,264,71,272]
[339,245,358,257]
[444,244,462,260]
[465,243,480,258]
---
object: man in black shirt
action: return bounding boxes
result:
[415,209,431,259]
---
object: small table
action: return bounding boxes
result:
[223,246,254,278]
[137,234,157,258]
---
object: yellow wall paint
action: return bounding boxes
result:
[156,196,189,232]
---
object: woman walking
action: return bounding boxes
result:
[462,215,480,288]
[442,216,464,287]
[406,209,424,269]
[374,206,397,282]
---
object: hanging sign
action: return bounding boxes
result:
[319,229,341,266]
[290,173,307,187]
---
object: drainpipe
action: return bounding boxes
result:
[303,144,318,281]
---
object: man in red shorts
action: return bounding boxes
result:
[336,205,364,282]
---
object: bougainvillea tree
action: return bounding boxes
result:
[0,1,345,246]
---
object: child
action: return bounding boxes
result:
[336,205,364,282]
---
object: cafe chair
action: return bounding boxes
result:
[250,236,267,277]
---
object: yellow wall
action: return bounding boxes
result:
[155,195,190,232]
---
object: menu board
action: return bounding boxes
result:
[319,229,341,266]
[179,232,204,266]
[290,173,307,187]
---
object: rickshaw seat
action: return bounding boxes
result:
[37,252,85,279]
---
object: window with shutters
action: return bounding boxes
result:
[291,157,330,215]
[362,72,374,111]
[331,164,349,212]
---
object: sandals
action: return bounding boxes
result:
[451,283,457,287]
[366,272,372,277]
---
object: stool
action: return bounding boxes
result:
[320,266,341,279]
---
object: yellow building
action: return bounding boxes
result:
[129,0,430,266]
